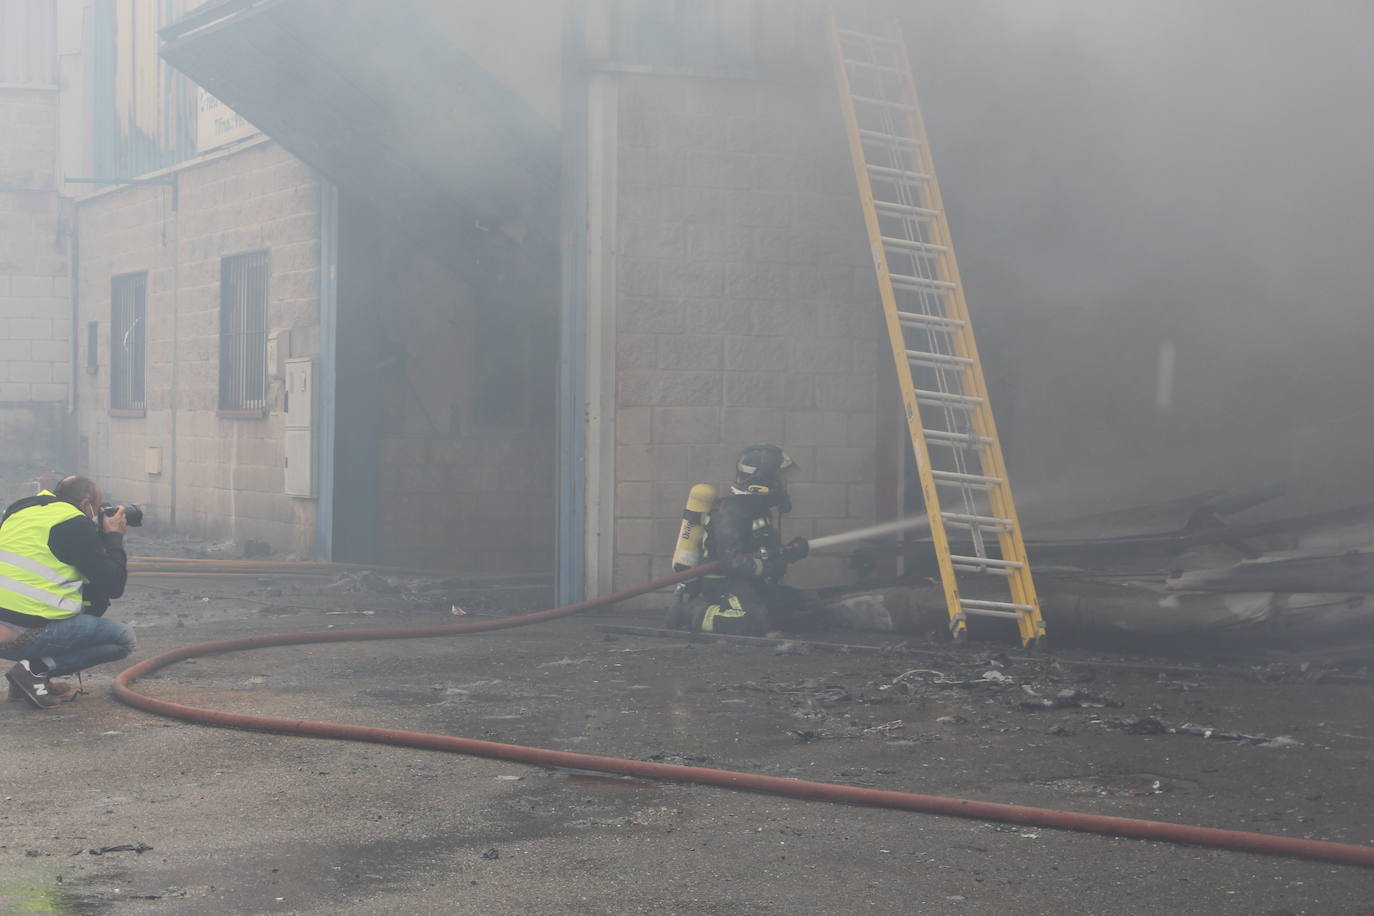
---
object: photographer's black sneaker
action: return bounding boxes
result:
[5,661,56,709]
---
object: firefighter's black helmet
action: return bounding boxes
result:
[734,445,796,501]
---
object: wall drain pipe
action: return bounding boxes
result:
[114,561,1374,870]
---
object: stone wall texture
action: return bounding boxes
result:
[611,75,884,593]
[75,141,321,550]
[0,87,70,468]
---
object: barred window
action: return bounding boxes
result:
[110,273,146,412]
[219,251,269,414]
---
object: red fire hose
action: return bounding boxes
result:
[114,562,1374,869]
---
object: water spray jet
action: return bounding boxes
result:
[805,515,929,551]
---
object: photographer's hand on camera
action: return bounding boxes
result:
[101,505,129,535]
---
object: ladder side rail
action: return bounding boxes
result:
[827,15,966,633]
[890,26,1045,643]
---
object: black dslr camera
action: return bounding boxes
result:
[102,504,144,527]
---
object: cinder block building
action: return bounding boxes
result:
[5,0,1373,609]
[74,140,323,552]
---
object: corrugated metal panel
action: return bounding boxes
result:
[0,0,56,86]
[93,0,197,177]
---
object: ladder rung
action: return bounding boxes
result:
[923,428,992,448]
[844,59,908,77]
[868,164,930,184]
[961,598,1035,613]
[950,554,1022,569]
[891,273,956,293]
[898,310,964,331]
[851,94,916,112]
[932,470,1002,487]
[837,28,901,46]
[883,237,948,255]
[874,200,939,220]
[953,564,1015,577]
[914,388,983,408]
[859,129,920,148]
[951,555,1022,576]
[960,607,1024,620]
[960,607,1023,620]
[906,350,973,370]
[942,512,1014,530]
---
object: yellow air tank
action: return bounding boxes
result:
[672,484,717,572]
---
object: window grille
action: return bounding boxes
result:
[110,273,147,411]
[219,251,269,413]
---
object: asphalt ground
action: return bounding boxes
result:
[3,569,1374,915]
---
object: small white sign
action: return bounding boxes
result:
[196,88,259,152]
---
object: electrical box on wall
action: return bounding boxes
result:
[283,357,316,498]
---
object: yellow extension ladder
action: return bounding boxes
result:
[827,17,1046,647]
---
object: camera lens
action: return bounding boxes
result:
[100,504,144,526]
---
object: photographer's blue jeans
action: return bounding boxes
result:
[0,615,136,677]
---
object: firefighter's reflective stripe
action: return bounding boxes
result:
[700,594,746,632]
[0,496,88,620]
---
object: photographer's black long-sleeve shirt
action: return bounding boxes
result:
[0,495,127,628]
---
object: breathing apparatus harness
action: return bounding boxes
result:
[670,446,804,607]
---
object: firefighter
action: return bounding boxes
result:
[672,444,811,637]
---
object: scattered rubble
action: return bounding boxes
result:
[1017,688,1122,710]
[86,843,153,855]
[1254,662,1337,685]
[1091,715,1301,747]
[1095,716,1169,735]
[326,569,400,594]
[1171,723,1302,747]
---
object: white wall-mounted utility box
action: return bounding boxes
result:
[283,357,316,498]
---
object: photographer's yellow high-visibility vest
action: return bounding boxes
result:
[0,494,87,620]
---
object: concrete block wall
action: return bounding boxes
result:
[611,75,884,593]
[0,88,70,467]
[75,141,321,550]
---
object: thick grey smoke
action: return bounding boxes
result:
[903,1,1374,525]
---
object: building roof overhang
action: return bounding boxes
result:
[161,0,559,263]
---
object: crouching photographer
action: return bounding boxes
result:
[0,476,137,708]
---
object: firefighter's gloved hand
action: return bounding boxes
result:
[779,537,810,564]
[741,553,789,580]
